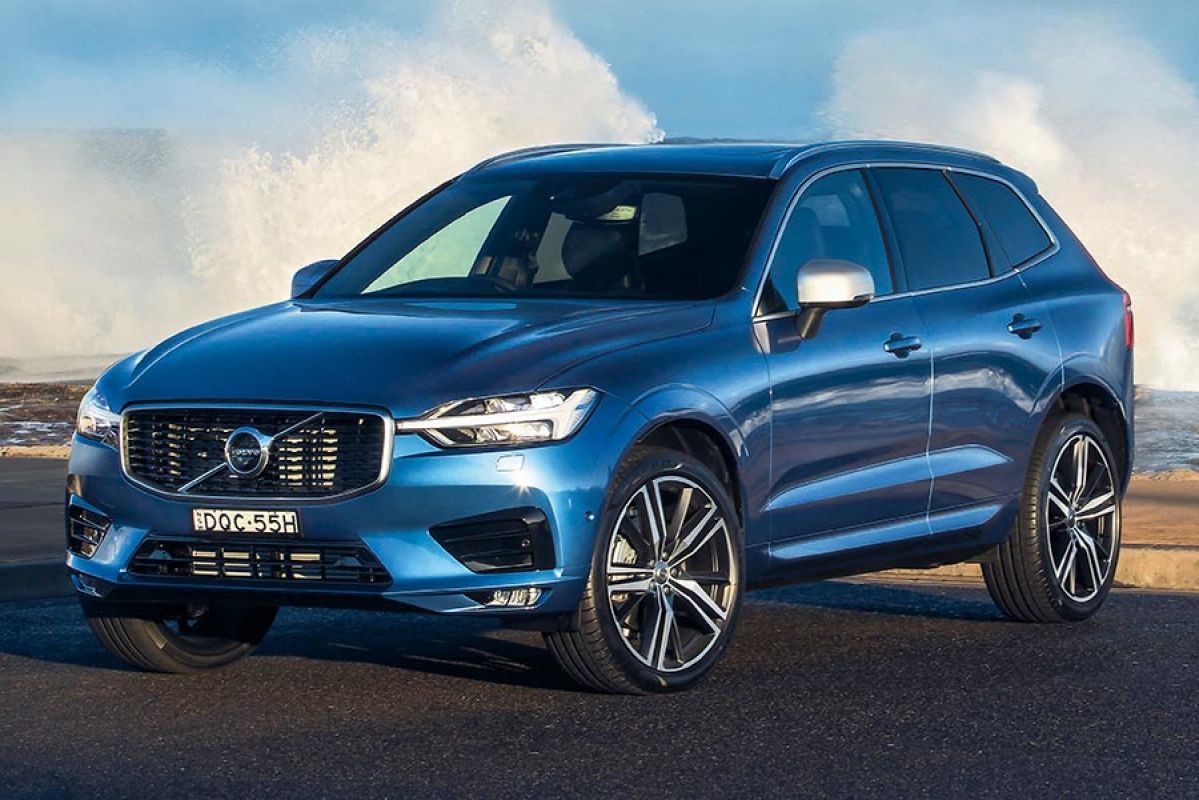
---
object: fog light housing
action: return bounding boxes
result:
[475,587,543,607]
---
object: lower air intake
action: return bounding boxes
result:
[129,538,391,584]
[66,503,111,559]
[429,507,555,573]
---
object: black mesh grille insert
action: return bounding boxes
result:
[123,408,387,497]
[430,508,555,573]
[129,537,392,584]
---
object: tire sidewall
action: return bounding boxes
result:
[587,446,744,693]
[1033,415,1122,621]
[82,598,277,671]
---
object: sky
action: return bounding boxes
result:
[3,0,1198,137]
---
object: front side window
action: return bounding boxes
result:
[317,174,773,301]
[760,169,892,313]
[950,172,1051,269]
[872,168,990,291]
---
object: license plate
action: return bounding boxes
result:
[192,509,301,536]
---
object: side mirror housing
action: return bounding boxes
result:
[794,259,875,339]
[290,259,339,298]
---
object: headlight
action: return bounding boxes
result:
[397,389,597,447]
[76,387,121,448]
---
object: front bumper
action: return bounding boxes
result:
[66,394,646,618]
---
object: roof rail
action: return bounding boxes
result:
[771,139,1000,177]
[657,136,806,145]
[465,143,621,174]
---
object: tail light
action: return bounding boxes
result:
[1122,290,1134,350]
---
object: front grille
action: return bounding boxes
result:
[123,407,388,498]
[129,537,392,584]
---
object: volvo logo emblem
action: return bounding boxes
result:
[224,427,272,478]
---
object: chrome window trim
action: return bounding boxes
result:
[119,403,395,503]
[750,160,1060,321]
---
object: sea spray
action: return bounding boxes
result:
[822,9,1199,390]
[0,2,658,360]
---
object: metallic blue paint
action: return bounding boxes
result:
[67,140,1132,617]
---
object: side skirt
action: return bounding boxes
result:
[746,495,1019,587]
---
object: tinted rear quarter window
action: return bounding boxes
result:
[872,168,990,291]
[951,172,1051,268]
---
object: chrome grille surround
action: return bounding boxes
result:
[120,404,393,501]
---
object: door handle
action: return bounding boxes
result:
[1007,314,1042,339]
[884,333,922,358]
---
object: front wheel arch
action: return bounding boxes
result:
[545,444,745,693]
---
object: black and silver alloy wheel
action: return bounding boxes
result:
[605,475,737,673]
[546,446,744,693]
[1045,433,1120,603]
[984,412,1123,623]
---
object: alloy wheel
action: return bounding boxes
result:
[1045,433,1120,603]
[604,475,738,673]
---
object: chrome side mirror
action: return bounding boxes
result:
[290,260,339,298]
[794,258,875,339]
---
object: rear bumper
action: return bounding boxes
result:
[66,394,646,618]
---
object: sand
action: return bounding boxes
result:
[1123,479,1199,547]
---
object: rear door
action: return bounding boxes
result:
[871,166,1060,514]
[757,169,933,547]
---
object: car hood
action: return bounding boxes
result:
[106,298,713,417]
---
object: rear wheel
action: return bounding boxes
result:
[546,446,743,693]
[82,599,277,672]
[983,413,1122,622]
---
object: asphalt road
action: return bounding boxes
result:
[0,458,64,562]
[0,581,1195,799]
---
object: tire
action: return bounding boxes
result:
[81,598,277,673]
[983,412,1122,623]
[545,445,744,693]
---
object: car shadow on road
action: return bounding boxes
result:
[752,579,1005,622]
[0,580,1003,688]
[259,610,583,692]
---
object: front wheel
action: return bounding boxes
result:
[546,446,744,693]
[82,598,277,672]
[984,412,1122,622]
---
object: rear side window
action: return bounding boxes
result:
[951,173,1051,268]
[872,168,990,291]
[761,169,892,312]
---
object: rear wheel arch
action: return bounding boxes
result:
[1048,380,1131,491]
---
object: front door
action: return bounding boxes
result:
[755,169,933,551]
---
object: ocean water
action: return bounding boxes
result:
[1,363,1195,475]
[1133,388,1199,474]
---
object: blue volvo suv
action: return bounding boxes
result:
[68,141,1133,693]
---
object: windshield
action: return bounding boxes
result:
[315,173,774,301]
